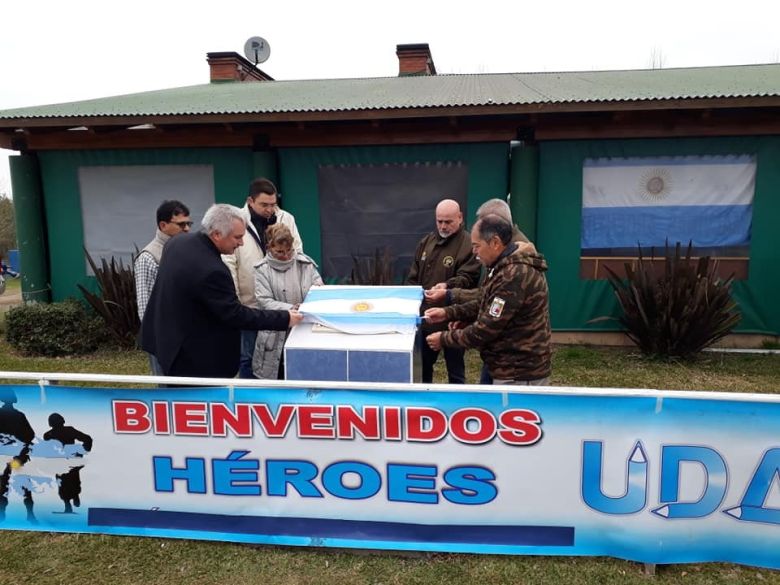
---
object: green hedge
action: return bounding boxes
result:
[5,300,110,356]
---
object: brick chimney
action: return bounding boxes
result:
[206,52,274,83]
[396,43,437,76]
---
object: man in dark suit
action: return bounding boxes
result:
[141,204,303,378]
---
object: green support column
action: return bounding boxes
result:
[252,150,278,185]
[10,154,50,303]
[509,142,539,242]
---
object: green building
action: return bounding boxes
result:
[1,45,778,341]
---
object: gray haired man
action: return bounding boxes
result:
[141,204,303,378]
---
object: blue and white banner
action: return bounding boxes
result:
[581,155,756,252]
[299,285,423,334]
[1,381,779,569]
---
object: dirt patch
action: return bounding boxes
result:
[0,291,22,307]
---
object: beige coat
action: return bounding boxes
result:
[222,204,303,307]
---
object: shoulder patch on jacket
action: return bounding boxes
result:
[488,296,506,318]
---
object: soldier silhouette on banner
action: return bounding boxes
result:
[0,388,36,523]
[44,413,93,514]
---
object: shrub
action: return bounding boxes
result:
[350,248,395,285]
[603,242,741,360]
[5,300,108,356]
[78,250,140,348]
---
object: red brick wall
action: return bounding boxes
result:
[399,55,432,75]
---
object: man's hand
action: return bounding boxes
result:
[288,310,304,327]
[432,282,448,290]
[426,331,443,351]
[448,320,466,331]
[423,307,447,324]
[423,287,446,304]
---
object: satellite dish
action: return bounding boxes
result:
[244,36,271,65]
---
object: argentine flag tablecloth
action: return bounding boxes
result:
[581,155,756,253]
[299,285,423,334]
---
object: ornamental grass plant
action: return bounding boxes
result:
[349,247,395,285]
[78,249,140,348]
[603,242,741,359]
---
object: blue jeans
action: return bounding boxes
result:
[239,330,258,379]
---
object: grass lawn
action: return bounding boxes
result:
[2,275,20,293]
[0,277,21,335]
[0,341,779,584]
[0,339,147,380]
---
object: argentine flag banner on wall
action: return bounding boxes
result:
[581,155,756,254]
[299,285,423,334]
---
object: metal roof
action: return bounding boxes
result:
[1,63,778,121]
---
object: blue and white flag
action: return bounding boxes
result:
[581,155,756,252]
[299,285,423,334]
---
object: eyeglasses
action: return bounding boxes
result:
[168,220,193,228]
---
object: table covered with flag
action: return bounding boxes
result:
[284,285,423,383]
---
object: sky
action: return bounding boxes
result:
[1,0,778,196]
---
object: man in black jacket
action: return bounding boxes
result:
[407,199,480,383]
[141,204,302,379]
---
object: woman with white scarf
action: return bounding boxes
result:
[252,224,323,379]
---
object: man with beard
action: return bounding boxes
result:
[407,199,480,384]
[422,197,538,384]
[424,214,552,386]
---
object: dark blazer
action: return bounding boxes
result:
[141,232,290,378]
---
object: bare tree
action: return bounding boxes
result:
[649,47,666,69]
[0,194,17,258]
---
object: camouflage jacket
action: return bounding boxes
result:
[441,243,552,381]
[408,225,481,333]
[450,226,536,305]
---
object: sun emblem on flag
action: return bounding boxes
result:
[637,168,672,202]
[351,301,372,312]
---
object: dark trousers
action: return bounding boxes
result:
[421,341,466,384]
[239,330,258,379]
[479,362,493,385]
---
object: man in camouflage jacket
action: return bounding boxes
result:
[407,199,481,383]
[424,214,552,385]
[422,197,538,384]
